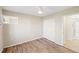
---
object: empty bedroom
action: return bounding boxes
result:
[0,6,79,53]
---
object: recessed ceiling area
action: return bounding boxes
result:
[2,6,73,16]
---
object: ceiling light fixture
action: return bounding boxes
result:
[38,10,43,14]
[38,6,43,14]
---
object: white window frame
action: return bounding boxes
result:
[3,15,18,24]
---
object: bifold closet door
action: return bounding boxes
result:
[43,17,64,46]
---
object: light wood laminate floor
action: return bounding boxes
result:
[3,38,76,53]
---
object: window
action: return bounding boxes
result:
[73,18,79,39]
[3,15,18,24]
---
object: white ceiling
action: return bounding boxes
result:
[2,6,73,16]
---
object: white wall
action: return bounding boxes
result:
[0,7,3,52]
[43,16,64,46]
[63,16,73,40]
[3,10,43,48]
